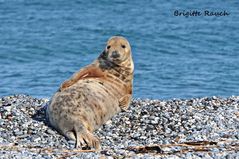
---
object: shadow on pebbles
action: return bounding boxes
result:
[0,94,238,158]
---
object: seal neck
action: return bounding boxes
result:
[97,55,133,83]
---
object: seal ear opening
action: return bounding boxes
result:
[102,50,106,55]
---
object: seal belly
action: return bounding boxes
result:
[48,78,121,134]
[74,78,121,130]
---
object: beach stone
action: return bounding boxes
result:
[0,94,238,158]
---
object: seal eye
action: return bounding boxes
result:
[107,45,111,49]
[121,45,126,49]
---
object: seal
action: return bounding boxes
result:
[46,36,134,150]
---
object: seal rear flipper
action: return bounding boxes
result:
[65,131,76,141]
[70,123,101,150]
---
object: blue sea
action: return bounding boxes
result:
[0,0,239,99]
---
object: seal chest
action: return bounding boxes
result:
[47,36,134,149]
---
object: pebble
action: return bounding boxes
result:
[0,94,238,158]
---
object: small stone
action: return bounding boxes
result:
[46,129,55,135]
[4,106,12,112]
[0,95,238,158]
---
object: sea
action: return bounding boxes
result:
[0,0,239,99]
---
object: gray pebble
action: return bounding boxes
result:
[0,94,238,158]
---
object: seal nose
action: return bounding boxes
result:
[111,51,120,58]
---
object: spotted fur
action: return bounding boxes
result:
[46,36,134,149]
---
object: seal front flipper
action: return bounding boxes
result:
[60,64,104,91]
[119,94,132,112]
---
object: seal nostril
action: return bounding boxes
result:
[111,51,120,58]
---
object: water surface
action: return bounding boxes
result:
[0,0,238,99]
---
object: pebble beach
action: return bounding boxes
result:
[0,94,238,158]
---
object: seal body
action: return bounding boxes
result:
[47,36,134,149]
